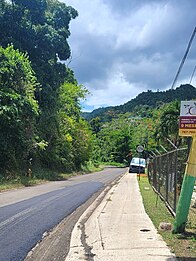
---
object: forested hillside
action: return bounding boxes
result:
[84,84,196,122]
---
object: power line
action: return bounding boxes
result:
[171,26,196,89]
[189,65,196,84]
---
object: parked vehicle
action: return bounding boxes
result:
[129,157,146,173]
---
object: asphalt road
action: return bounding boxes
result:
[0,167,125,261]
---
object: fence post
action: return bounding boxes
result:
[153,158,157,188]
[173,149,178,212]
[157,157,160,193]
[173,137,196,233]
[166,153,169,202]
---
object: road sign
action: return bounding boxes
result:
[179,101,196,136]
[136,145,144,153]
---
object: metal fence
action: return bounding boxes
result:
[147,147,188,215]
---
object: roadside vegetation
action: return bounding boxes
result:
[139,176,196,259]
[0,0,195,197]
[0,165,103,192]
[0,161,126,191]
[0,0,95,184]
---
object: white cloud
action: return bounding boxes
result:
[63,0,196,111]
[114,2,179,50]
[84,71,147,108]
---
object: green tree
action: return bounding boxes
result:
[0,0,78,165]
[43,82,93,171]
[89,117,101,134]
[0,45,39,175]
[0,2,98,174]
[153,101,180,147]
[3,0,78,90]
[159,101,180,144]
[95,117,133,163]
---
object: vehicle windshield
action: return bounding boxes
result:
[131,158,145,165]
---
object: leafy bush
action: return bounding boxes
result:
[0,45,39,175]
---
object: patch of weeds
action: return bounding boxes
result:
[106,197,112,202]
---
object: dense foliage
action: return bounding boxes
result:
[0,45,39,173]
[0,1,94,178]
[90,99,192,165]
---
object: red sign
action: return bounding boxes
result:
[180,116,196,129]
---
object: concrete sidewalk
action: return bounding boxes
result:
[65,172,176,261]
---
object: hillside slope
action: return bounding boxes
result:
[83,84,196,121]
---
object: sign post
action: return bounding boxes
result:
[136,145,144,181]
[173,101,196,233]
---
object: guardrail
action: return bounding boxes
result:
[147,147,188,215]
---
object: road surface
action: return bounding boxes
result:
[0,167,125,261]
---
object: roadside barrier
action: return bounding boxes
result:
[148,147,188,215]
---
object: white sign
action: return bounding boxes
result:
[179,101,196,137]
[136,145,144,153]
[180,101,196,116]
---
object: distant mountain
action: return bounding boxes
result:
[82,84,196,122]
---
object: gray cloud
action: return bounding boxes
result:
[64,0,196,110]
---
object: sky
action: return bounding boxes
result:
[62,0,196,112]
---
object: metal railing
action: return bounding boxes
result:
[147,147,188,215]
